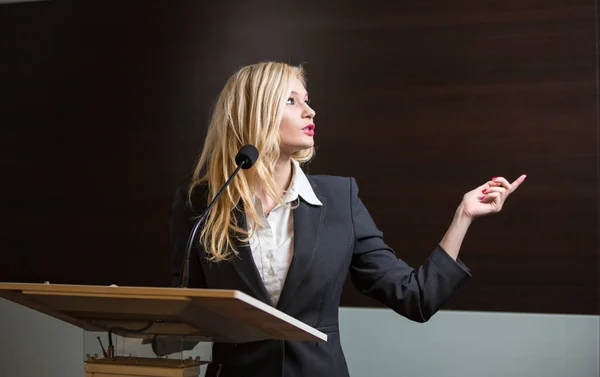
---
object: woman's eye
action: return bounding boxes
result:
[286,97,296,105]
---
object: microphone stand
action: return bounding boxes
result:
[179,161,247,288]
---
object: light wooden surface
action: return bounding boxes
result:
[84,359,201,377]
[0,282,327,343]
[86,356,206,367]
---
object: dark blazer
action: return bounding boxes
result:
[169,175,471,377]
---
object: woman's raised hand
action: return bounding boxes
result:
[460,175,527,220]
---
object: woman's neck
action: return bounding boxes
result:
[273,156,293,194]
[255,156,293,216]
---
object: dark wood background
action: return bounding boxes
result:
[1,1,597,315]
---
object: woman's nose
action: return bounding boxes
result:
[304,104,316,119]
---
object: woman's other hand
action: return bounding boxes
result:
[460,175,527,220]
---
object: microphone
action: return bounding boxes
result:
[179,144,259,288]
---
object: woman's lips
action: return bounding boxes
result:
[302,124,315,136]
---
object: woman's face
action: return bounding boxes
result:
[278,78,316,156]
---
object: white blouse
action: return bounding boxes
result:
[246,160,322,305]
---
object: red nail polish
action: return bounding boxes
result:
[480,195,486,200]
[492,176,498,180]
[482,189,487,193]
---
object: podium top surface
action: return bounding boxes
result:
[0,282,326,343]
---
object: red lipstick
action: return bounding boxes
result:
[302,124,315,136]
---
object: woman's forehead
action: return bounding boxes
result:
[289,78,307,94]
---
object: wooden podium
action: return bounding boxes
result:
[0,283,326,377]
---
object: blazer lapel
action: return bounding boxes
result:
[276,193,326,311]
[230,205,274,305]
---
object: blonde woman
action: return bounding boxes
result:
[170,61,526,377]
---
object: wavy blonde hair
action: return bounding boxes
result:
[189,61,314,261]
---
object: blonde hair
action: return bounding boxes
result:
[189,61,314,261]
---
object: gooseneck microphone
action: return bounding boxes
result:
[179,144,259,288]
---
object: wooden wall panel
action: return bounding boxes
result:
[0,0,597,314]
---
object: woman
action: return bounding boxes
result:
[170,61,526,377]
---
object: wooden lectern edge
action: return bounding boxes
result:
[0,282,327,342]
[0,287,105,332]
[229,290,327,342]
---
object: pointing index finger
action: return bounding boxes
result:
[510,174,527,192]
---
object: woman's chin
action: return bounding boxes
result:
[280,142,314,155]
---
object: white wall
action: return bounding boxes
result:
[340,307,599,377]
[0,298,597,377]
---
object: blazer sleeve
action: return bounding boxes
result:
[349,177,471,322]
[169,186,208,288]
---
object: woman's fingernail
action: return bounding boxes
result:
[480,195,486,200]
[482,189,487,193]
[492,176,498,180]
